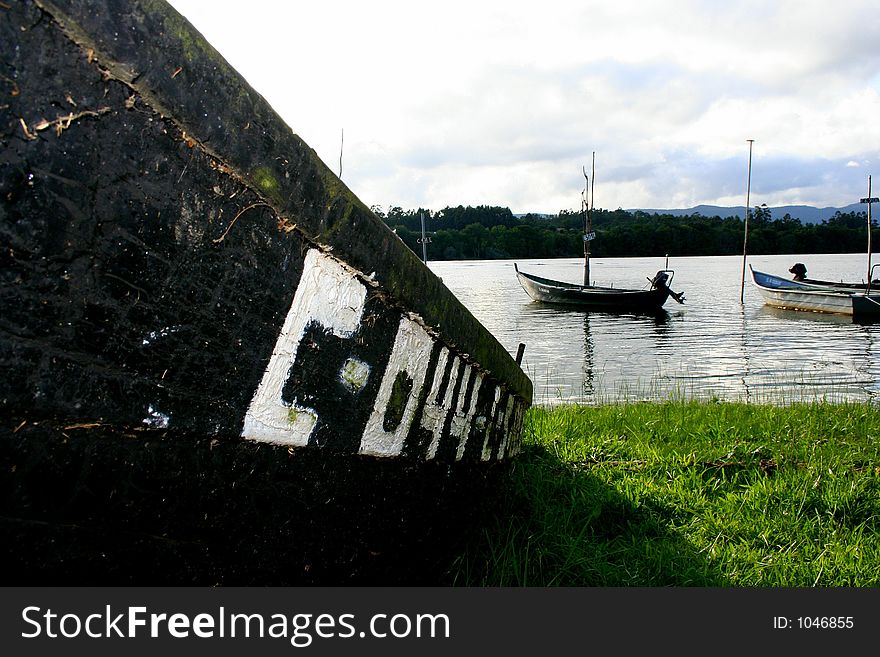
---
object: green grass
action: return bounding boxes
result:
[447,400,880,586]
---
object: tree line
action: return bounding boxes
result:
[371,204,877,261]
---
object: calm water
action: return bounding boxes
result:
[429,253,880,405]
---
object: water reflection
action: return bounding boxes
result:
[738,307,753,404]
[582,313,594,398]
[757,304,854,325]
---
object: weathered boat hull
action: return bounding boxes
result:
[0,0,531,583]
[750,268,880,320]
[753,286,856,315]
[515,267,671,312]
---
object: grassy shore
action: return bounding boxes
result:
[447,400,880,586]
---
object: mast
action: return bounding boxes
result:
[868,175,873,285]
[861,175,878,285]
[583,151,596,287]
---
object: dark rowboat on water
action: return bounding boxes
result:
[514,154,685,314]
[515,264,685,312]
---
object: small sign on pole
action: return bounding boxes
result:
[583,232,596,242]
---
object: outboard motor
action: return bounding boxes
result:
[650,270,686,304]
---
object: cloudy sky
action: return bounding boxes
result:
[166,0,880,215]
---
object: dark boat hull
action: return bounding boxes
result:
[515,268,672,311]
[1,0,532,584]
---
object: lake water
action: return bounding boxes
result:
[429,253,880,406]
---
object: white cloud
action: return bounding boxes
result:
[166,0,880,212]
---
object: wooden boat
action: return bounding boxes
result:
[515,264,684,311]
[514,154,685,312]
[1,0,532,585]
[748,178,880,321]
[749,266,880,320]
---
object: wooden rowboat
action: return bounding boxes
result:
[748,180,880,322]
[750,266,880,320]
[513,156,685,314]
[514,264,685,312]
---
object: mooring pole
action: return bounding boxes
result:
[339,128,343,179]
[582,168,590,287]
[740,139,754,304]
[418,211,431,265]
[583,152,596,287]
[861,175,878,287]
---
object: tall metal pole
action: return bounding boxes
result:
[867,175,873,284]
[862,175,878,285]
[419,211,429,265]
[583,151,596,288]
[590,151,596,214]
[740,139,754,304]
[582,167,590,287]
[339,128,344,179]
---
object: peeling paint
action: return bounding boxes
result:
[287,405,317,436]
[418,346,449,457]
[481,387,502,461]
[339,357,370,393]
[382,370,414,432]
[360,316,433,457]
[452,364,479,460]
[242,248,366,445]
[496,394,515,459]
[423,351,461,460]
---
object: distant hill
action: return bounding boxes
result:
[628,203,866,223]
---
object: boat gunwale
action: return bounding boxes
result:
[515,269,654,296]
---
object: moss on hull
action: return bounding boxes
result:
[251,165,284,206]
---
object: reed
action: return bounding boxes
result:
[525,361,879,407]
[447,400,880,586]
